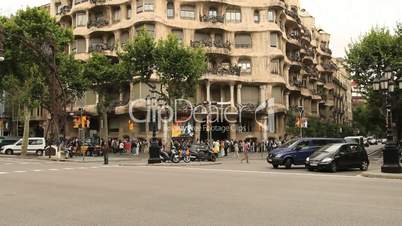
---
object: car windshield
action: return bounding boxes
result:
[317,144,344,154]
[279,139,299,148]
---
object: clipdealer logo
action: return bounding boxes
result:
[128,98,276,133]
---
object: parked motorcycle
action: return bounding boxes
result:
[160,148,181,163]
[188,144,216,162]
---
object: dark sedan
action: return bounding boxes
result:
[305,143,369,172]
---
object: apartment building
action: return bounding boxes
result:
[49,0,352,142]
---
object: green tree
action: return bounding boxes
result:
[346,24,402,140]
[120,30,207,147]
[82,53,129,142]
[0,8,85,155]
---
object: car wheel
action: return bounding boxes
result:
[5,149,13,155]
[330,162,337,173]
[272,164,279,169]
[284,158,292,169]
[36,149,43,156]
[360,161,369,171]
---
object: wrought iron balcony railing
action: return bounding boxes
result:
[190,39,231,51]
[87,17,109,28]
[89,42,115,52]
[200,15,225,23]
[56,5,71,15]
[207,64,241,76]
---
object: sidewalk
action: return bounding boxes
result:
[360,158,402,180]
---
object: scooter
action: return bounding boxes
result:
[160,148,181,163]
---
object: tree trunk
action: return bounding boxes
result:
[21,106,30,157]
[98,97,109,142]
[102,110,109,142]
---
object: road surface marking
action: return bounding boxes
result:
[63,168,74,170]
[0,172,9,175]
[32,169,42,172]
[13,170,27,173]
[48,169,59,171]
[136,166,360,180]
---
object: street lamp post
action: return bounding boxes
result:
[146,93,161,164]
[372,67,401,173]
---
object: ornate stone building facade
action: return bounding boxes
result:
[49,0,352,142]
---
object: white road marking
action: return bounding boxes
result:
[13,170,27,173]
[48,169,59,171]
[32,169,42,172]
[0,172,9,175]
[63,168,74,170]
[137,166,359,180]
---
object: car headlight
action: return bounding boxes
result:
[321,157,333,163]
[274,153,283,158]
[306,157,310,162]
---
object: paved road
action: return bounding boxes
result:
[1,154,401,226]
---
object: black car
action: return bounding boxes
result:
[306,143,369,172]
[267,138,345,169]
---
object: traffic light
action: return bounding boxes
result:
[128,120,134,131]
[81,116,87,128]
[73,117,81,128]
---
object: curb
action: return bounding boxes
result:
[119,162,223,167]
[361,172,402,180]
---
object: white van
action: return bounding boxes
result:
[0,137,46,156]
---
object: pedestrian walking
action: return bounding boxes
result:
[241,141,250,164]
[234,141,239,159]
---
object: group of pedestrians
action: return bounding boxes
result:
[109,138,148,155]
[197,139,282,164]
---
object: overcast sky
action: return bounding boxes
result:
[1,0,401,57]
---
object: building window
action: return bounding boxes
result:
[120,31,129,46]
[136,24,155,37]
[272,87,283,104]
[171,29,183,43]
[74,0,88,5]
[235,33,252,48]
[136,0,143,13]
[75,12,87,27]
[180,5,195,20]
[209,7,218,17]
[167,1,174,18]
[268,10,276,23]
[73,37,86,53]
[112,8,120,22]
[254,10,260,23]
[271,59,280,74]
[137,0,154,13]
[127,6,132,19]
[270,32,279,48]
[144,0,154,12]
[225,8,241,23]
[238,58,252,73]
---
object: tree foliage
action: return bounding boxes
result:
[155,33,207,103]
[346,24,402,140]
[120,30,207,103]
[0,8,86,146]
